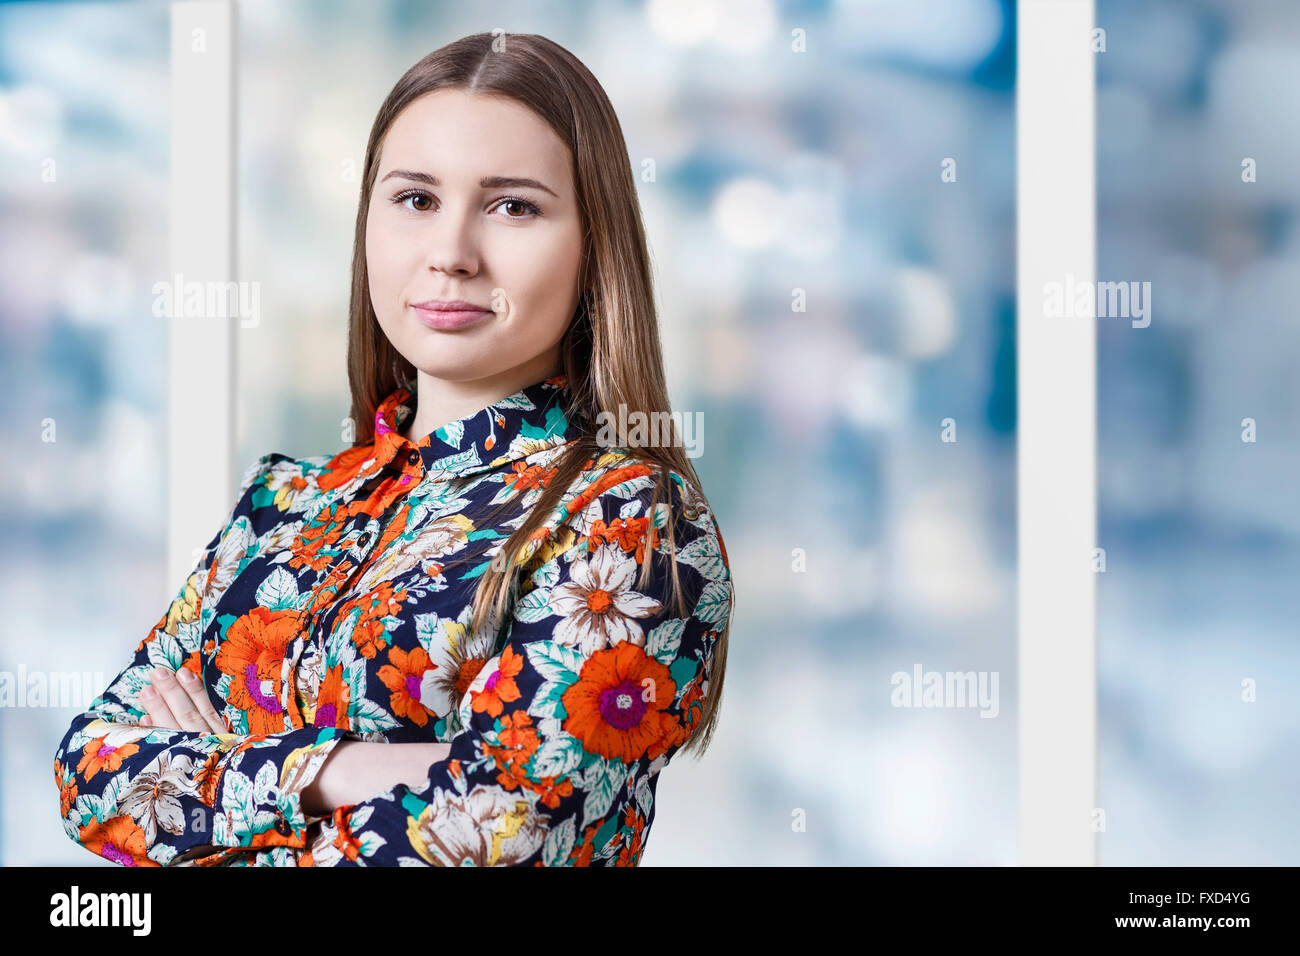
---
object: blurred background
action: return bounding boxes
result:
[1096,0,1300,865]
[0,0,1016,865]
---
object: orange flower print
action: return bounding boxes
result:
[525,772,575,810]
[646,705,691,763]
[290,505,350,573]
[473,710,574,808]
[332,806,364,863]
[250,826,306,849]
[79,816,160,867]
[316,443,373,493]
[567,823,601,866]
[195,750,223,805]
[54,759,78,818]
[482,710,541,788]
[377,645,436,727]
[313,663,352,730]
[615,802,646,866]
[496,708,540,752]
[676,672,707,736]
[338,581,407,659]
[586,515,659,564]
[470,644,524,718]
[503,461,557,495]
[561,641,679,764]
[306,562,356,616]
[77,735,139,783]
[214,606,301,734]
[350,618,389,659]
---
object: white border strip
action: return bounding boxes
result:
[1017,0,1097,865]
[168,1,237,589]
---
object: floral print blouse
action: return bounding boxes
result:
[53,374,733,866]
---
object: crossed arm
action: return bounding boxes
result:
[137,665,448,816]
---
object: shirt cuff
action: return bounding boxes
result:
[213,726,351,848]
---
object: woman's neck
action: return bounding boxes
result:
[400,350,562,442]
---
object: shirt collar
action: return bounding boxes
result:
[371,373,579,481]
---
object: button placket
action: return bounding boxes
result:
[283,509,367,715]
[285,446,422,723]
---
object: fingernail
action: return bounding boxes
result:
[151,667,170,681]
[178,669,197,683]
[141,716,152,726]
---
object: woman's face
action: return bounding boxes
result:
[366,88,585,386]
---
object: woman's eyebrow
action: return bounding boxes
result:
[379,169,558,197]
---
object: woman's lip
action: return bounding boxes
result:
[411,305,494,330]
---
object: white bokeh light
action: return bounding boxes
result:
[711,176,784,249]
[647,0,721,46]
[0,83,63,154]
[841,352,911,429]
[895,266,957,359]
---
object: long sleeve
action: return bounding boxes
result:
[310,468,733,866]
[52,452,349,867]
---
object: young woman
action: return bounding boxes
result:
[53,32,734,867]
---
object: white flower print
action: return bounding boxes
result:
[423,603,504,731]
[547,542,663,654]
[205,518,256,606]
[118,752,199,843]
[408,783,548,866]
[266,459,320,512]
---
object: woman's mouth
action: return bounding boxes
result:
[410,302,495,331]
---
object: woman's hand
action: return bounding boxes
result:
[139,666,228,734]
[135,668,452,816]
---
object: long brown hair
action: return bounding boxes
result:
[343,32,731,758]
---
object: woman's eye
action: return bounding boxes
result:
[392,190,433,212]
[493,197,542,219]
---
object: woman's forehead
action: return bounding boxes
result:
[381,91,571,183]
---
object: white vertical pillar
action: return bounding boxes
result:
[168,1,237,589]
[1017,0,1097,865]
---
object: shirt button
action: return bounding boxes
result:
[274,815,292,835]
[407,449,420,465]
[358,532,372,547]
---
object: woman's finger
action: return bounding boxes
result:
[141,684,179,729]
[147,668,207,732]
[173,666,227,733]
